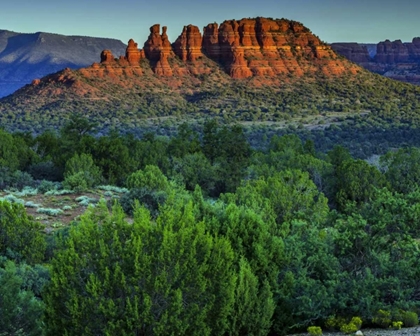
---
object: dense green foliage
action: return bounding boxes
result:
[45,202,237,335]
[63,153,103,192]
[0,201,46,264]
[0,259,48,336]
[1,118,420,334]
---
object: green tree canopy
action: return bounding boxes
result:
[0,200,46,264]
[0,260,46,336]
[63,153,103,192]
[380,147,420,194]
[335,159,388,211]
[126,165,169,191]
[45,201,236,335]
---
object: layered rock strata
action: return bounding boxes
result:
[88,17,357,80]
[331,38,420,85]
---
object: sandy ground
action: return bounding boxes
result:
[290,326,420,336]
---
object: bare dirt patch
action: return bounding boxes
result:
[0,188,125,234]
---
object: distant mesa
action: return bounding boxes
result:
[0,30,126,98]
[80,17,359,80]
[331,37,420,85]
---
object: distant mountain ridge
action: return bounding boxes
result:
[331,38,420,85]
[0,30,126,97]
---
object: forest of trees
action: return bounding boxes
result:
[1,116,420,335]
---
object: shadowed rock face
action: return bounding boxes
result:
[101,50,115,63]
[375,39,420,64]
[330,43,372,63]
[173,25,203,62]
[331,38,420,85]
[95,17,357,79]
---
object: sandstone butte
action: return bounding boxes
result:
[331,38,420,85]
[102,17,360,78]
[30,17,361,92]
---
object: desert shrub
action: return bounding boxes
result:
[37,208,64,217]
[45,189,72,196]
[126,165,169,191]
[0,167,10,189]
[75,196,98,207]
[1,194,25,205]
[97,185,128,193]
[28,160,61,181]
[25,201,41,208]
[63,153,102,192]
[350,317,362,330]
[0,169,34,190]
[340,322,358,334]
[372,309,392,328]
[63,171,88,193]
[392,321,403,330]
[325,316,347,331]
[38,180,60,194]
[119,187,167,217]
[10,170,35,190]
[402,311,418,327]
[14,186,38,197]
[307,326,322,335]
[339,317,362,334]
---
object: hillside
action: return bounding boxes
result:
[0,30,126,97]
[331,38,420,85]
[1,17,420,133]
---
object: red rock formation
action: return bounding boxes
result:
[100,50,115,63]
[202,23,220,59]
[173,25,203,62]
[144,24,173,76]
[201,17,353,78]
[94,18,359,80]
[125,39,142,64]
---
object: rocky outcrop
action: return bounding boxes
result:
[173,25,203,62]
[200,17,356,78]
[202,23,220,60]
[101,50,115,63]
[331,38,420,85]
[143,24,173,76]
[330,43,371,63]
[376,40,410,63]
[125,39,143,64]
[66,18,361,81]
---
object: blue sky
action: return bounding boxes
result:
[1,0,418,44]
